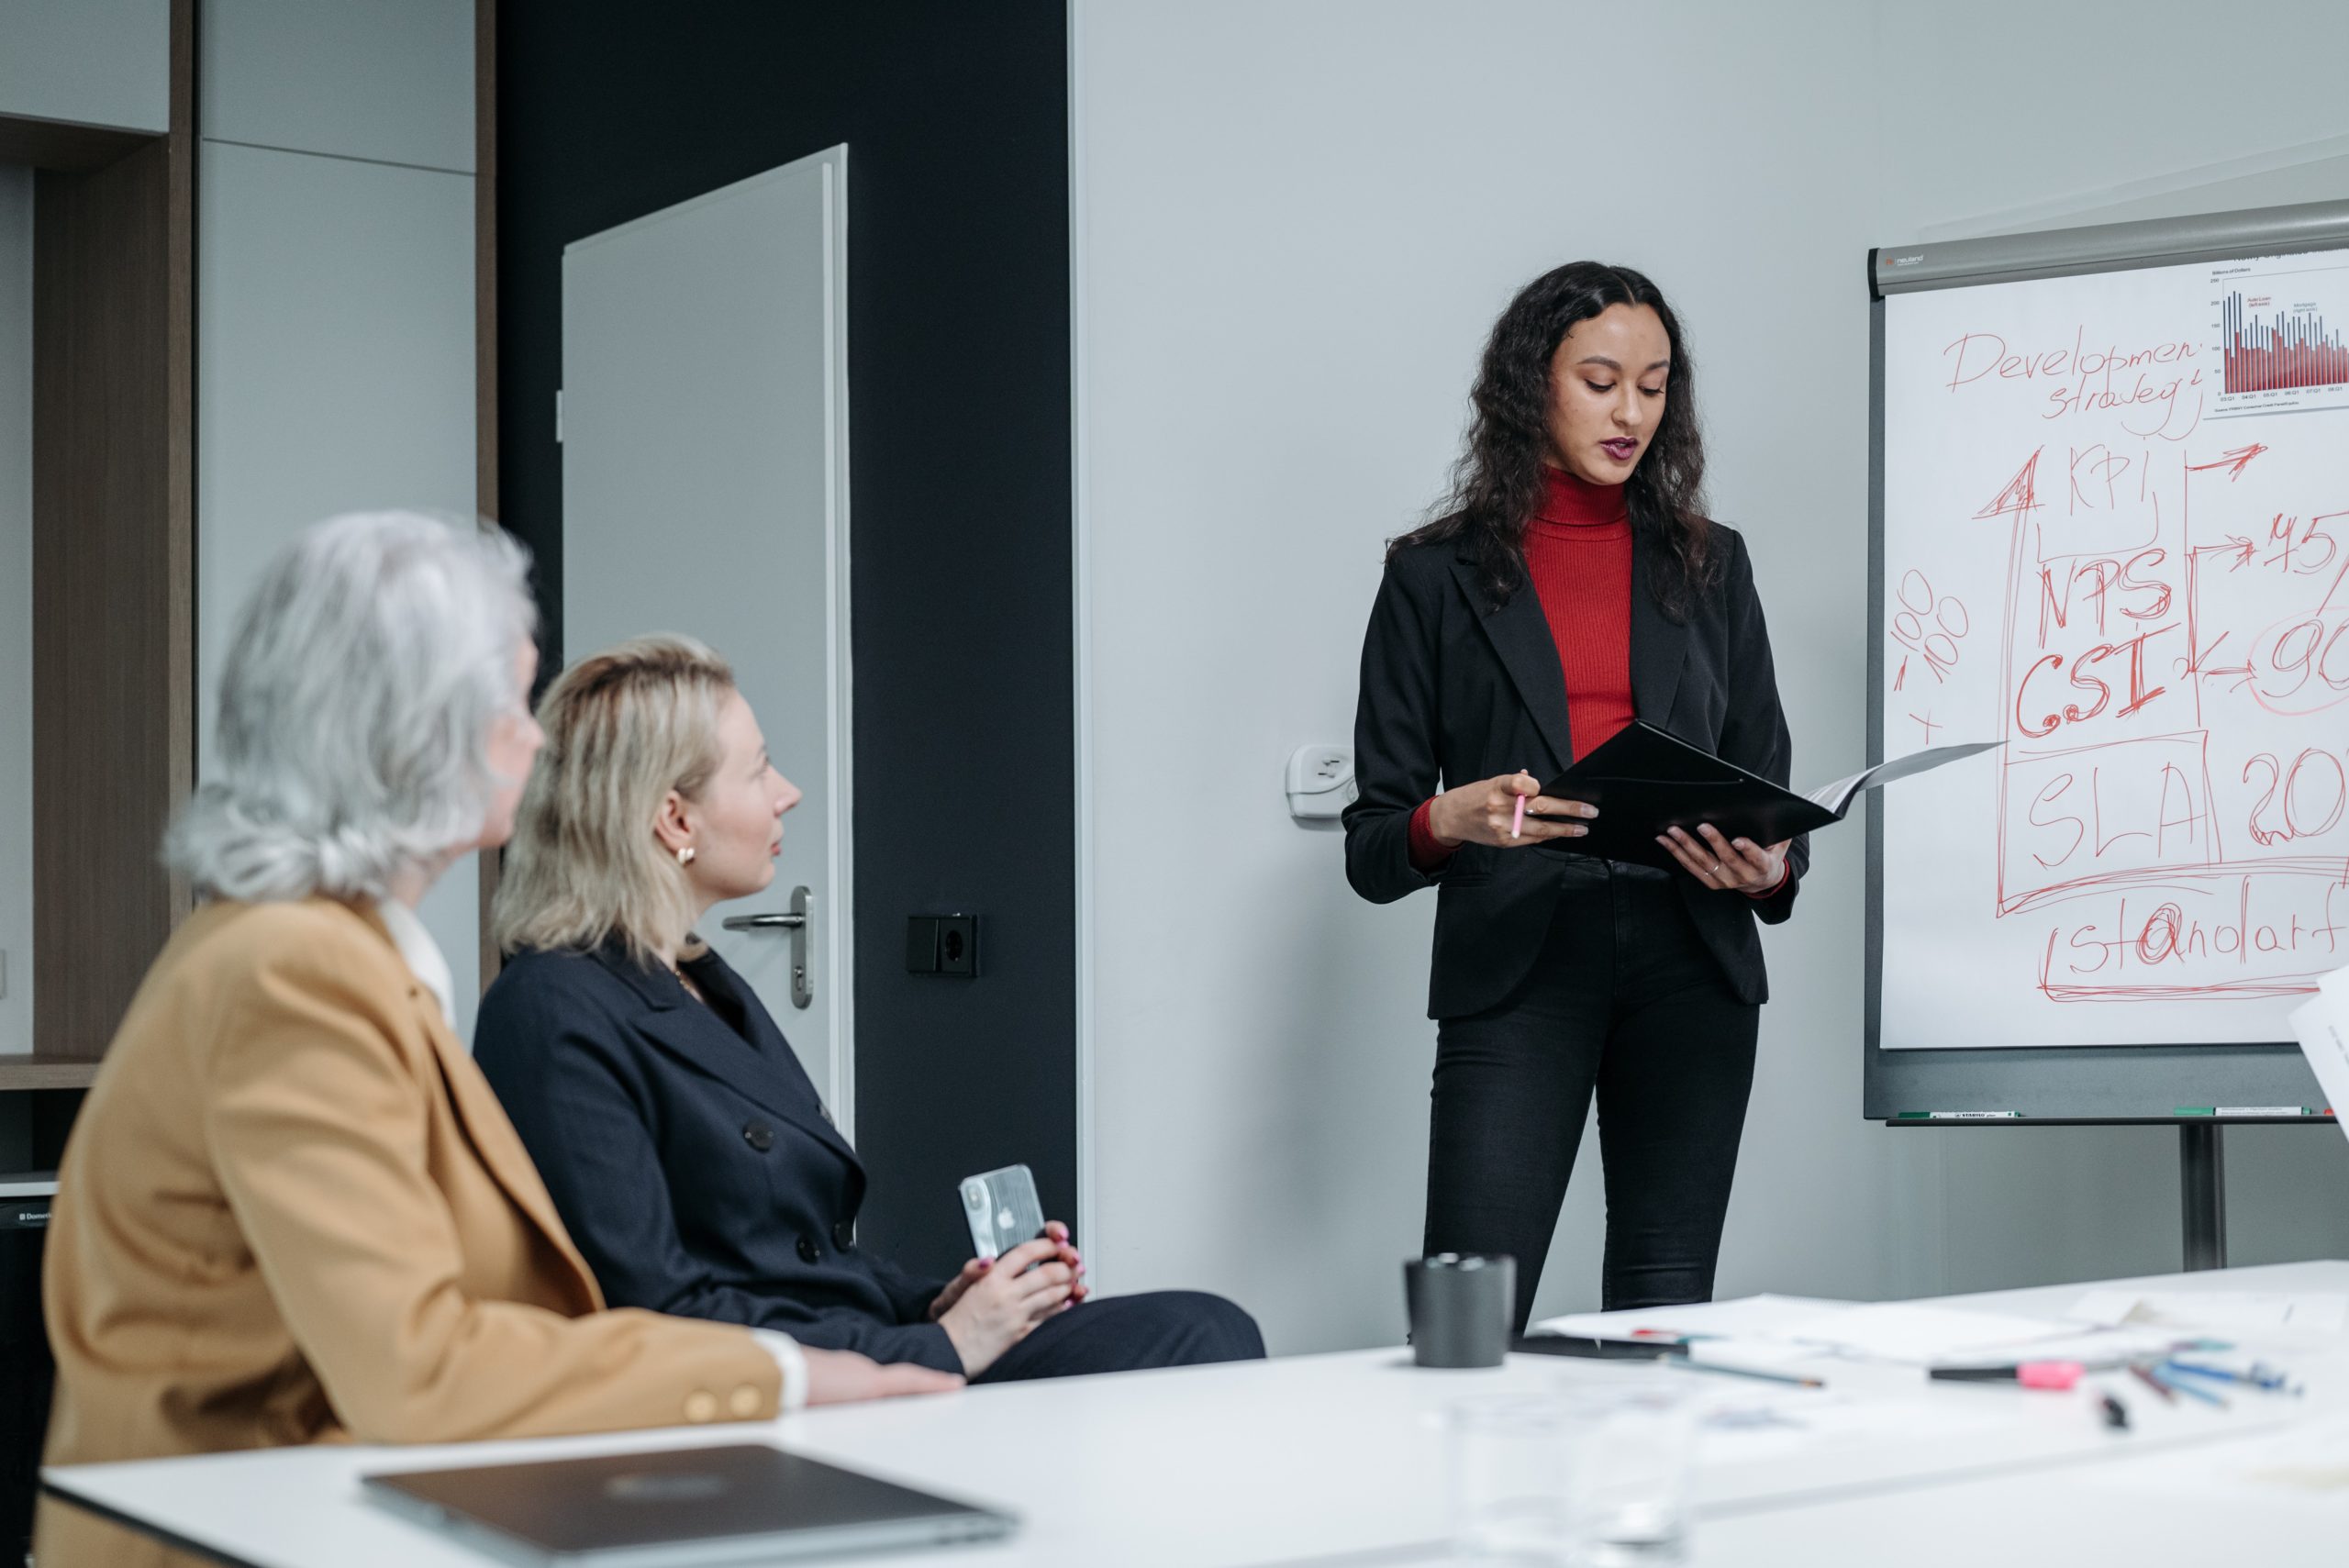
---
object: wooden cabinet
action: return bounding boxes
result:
[0,0,192,1091]
[0,2,494,1095]
[0,0,169,136]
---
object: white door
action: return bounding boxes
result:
[560,147,853,1126]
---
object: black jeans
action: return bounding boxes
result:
[971,1291,1265,1384]
[1423,860,1759,1332]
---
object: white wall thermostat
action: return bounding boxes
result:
[1285,744,1356,821]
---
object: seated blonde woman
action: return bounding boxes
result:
[38,517,953,1568]
[475,636,1262,1382]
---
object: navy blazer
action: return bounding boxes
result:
[473,943,962,1373]
[1343,526,1807,1018]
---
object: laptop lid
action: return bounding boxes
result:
[363,1442,1017,1568]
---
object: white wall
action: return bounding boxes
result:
[1074,0,2349,1353]
[196,2,481,1033]
[0,166,29,1055]
[1875,4,2348,245]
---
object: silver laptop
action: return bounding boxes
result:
[363,1442,1018,1567]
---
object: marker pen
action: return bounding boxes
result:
[1895,1111,2024,1120]
[1929,1360,2083,1389]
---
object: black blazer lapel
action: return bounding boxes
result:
[1452,557,1575,775]
[593,946,861,1172]
[689,951,863,1175]
[1629,538,1689,730]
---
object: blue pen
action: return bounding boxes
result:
[2250,1361,2302,1396]
[2165,1360,2292,1394]
[2152,1362,2229,1407]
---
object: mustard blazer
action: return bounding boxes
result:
[37,897,784,1567]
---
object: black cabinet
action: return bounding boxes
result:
[0,1180,55,1563]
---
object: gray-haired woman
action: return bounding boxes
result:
[38,514,954,1568]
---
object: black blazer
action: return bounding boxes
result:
[1343,526,1807,1018]
[473,943,963,1373]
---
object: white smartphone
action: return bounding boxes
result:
[958,1163,1048,1262]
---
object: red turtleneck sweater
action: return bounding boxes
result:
[1406,465,1633,871]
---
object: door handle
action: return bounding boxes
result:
[721,884,814,1009]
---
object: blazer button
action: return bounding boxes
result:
[796,1233,820,1264]
[831,1219,855,1251]
[729,1384,763,1419]
[742,1121,775,1152]
[684,1390,718,1423]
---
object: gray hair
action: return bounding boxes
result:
[169,511,538,903]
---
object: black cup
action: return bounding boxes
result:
[1404,1252,1514,1368]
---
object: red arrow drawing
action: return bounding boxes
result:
[2186,443,2267,479]
[1973,449,2043,522]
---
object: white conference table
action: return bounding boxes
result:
[45,1261,2349,1567]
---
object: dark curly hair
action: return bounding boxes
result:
[1391,261,1716,620]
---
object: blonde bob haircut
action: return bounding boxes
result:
[492,634,735,968]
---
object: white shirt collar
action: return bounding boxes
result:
[373,897,457,1036]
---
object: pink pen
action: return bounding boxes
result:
[2017,1361,2085,1391]
[1510,792,1527,840]
[1929,1360,2085,1390]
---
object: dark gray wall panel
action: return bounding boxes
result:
[496,1,1074,1275]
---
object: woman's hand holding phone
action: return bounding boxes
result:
[932,1223,1086,1376]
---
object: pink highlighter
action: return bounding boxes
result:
[2017,1362,2085,1390]
[1930,1360,2085,1390]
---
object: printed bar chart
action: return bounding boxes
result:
[2221,291,2349,394]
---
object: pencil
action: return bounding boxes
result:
[1664,1358,1823,1390]
[2127,1362,2176,1404]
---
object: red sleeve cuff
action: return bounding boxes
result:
[1408,797,1458,874]
[1745,860,1793,899]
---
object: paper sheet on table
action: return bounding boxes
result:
[2068,1287,2349,1335]
[1531,1293,1851,1342]
[2241,1415,2349,1493]
[1772,1302,2078,1363]
[2105,1414,2349,1499]
[1694,1389,2016,1464]
[2289,962,2349,1146]
[1682,1338,1839,1377]
[1946,1326,2192,1365]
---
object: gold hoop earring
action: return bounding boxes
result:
[676,845,696,866]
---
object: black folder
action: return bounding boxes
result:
[1536,722,1997,872]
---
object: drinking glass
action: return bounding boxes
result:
[1446,1394,1572,1562]
[1558,1376,1698,1566]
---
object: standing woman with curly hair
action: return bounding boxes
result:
[1344,263,1806,1329]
